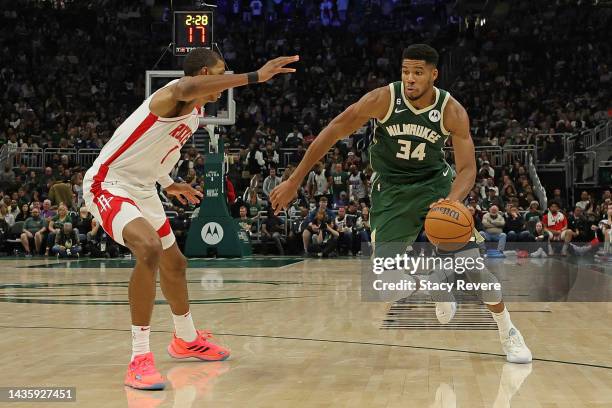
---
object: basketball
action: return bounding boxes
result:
[424,201,474,251]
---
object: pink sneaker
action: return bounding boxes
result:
[124,352,166,390]
[167,330,230,361]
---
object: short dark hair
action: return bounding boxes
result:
[549,200,560,208]
[402,44,439,67]
[183,48,223,76]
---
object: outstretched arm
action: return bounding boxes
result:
[150,56,299,115]
[270,86,390,213]
[176,56,298,101]
[444,98,476,202]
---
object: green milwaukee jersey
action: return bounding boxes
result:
[369,82,452,184]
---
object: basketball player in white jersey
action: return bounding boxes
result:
[83,49,299,390]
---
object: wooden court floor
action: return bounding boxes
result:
[0,256,611,408]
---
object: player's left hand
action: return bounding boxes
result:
[165,182,203,205]
[429,198,451,208]
[429,197,463,208]
[257,56,299,82]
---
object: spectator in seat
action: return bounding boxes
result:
[529,221,552,257]
[236,205,254,235]
[52,222,81,258]
[500,175,517,199]
[45,203,71,256]
[568,206,597,255]
[15,203,30,223]
[307,209,338,257]
[20,207,46,257]
[306,162,329,201]
[261,205,285,255]
[575,191,590,211]
[595,203,612,255]
[481,160,495,178]
[347,164,367,203]
[542,201,572,256]
[334,206,354,255]
[262,167,282,198]
[481,188,505,212]
[302,196,335,253]
[480,205,507,252]
[89,220,120,258]
[285,125,303,147]
[551,188,567,211]
[329,163,349,206]
[0,165,16,187]
[0,202,15,227]
[40,199,55,221]
[247,190,263,218]
[245,142,265,175]
[479,177,498,198]
[524,201,542,224]
[505,206,530,244]
[355,206,372,254]
[73,206,93,247]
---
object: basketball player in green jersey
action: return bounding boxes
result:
[271,44,531,363]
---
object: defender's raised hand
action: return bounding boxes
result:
[257,56,299,83]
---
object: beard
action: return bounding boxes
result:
[406,88,427,101]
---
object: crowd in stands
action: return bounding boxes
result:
[0,0,610,258]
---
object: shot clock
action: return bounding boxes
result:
[173,11,214,56]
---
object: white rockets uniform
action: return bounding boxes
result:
[83,80,200,249]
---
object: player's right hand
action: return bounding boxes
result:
[270,179,299,215]
[257,56,299,83]
[165,182,203,205]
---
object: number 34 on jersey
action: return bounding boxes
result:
[396,140,426,161]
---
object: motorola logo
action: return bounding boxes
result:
[201,222,224,245]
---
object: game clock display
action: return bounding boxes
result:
[173,11,214,56]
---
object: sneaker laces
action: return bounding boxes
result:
[503,329,524,352]
[196,330,221,345]
[132,355,157,375]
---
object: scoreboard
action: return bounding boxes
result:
[173,11,214,56]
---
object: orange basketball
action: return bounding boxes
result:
[424,201,474,251]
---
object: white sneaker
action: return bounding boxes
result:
[501,327,532,363]
[435,302,457,324]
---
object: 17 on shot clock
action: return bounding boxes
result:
[173,10,214,56]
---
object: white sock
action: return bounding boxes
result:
[131,325,151,361]
[491,307,514,337]
[172,311,198,342]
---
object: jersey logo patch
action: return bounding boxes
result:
[429,109,441,122]
[394,107,408,114]
[396,98,402,105]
